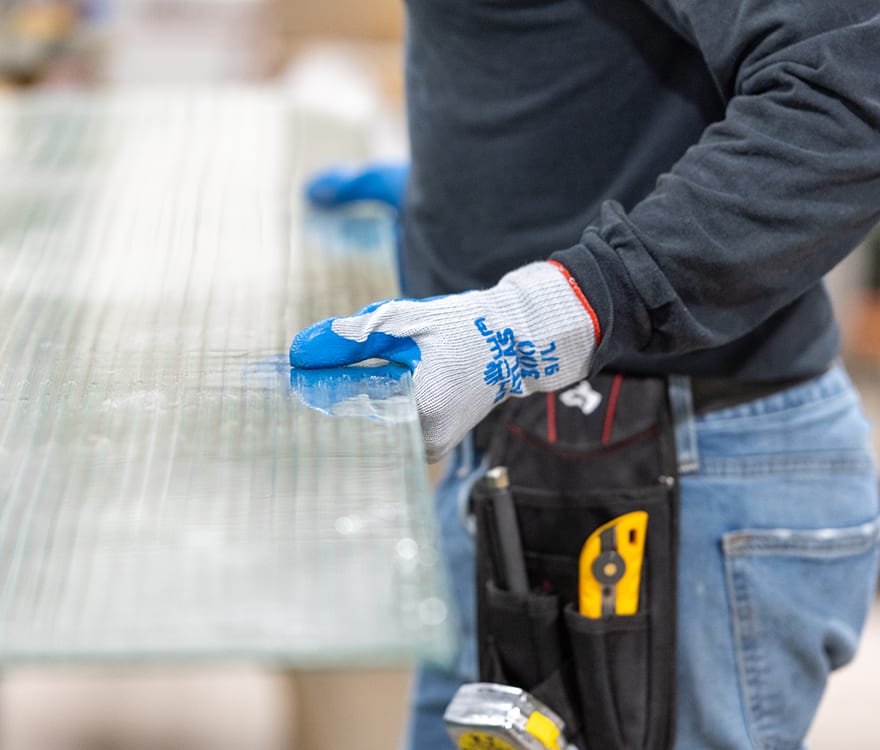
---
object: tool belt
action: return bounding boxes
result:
[471,373,679,750]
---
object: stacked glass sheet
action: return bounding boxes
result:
[0,90,455,665]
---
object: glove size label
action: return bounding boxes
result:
[474,317,560,403]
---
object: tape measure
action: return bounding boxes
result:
[456,732,524,750]
[444,683,575,750]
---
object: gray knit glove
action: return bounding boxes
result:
[289,261,601,462]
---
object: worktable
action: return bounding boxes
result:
[0,89,455,667]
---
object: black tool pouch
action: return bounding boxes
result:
[472,374,679,750]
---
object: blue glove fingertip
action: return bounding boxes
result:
[290,318,423,372]
[356,165,408,210]
[305,169,353,208]
[304,165,409,210]
[289,300,395,368]
[289,318,338,368]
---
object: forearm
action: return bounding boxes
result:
[554,2,880,373]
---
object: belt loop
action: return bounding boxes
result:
[668,375,699,475]
[456,432,475,479]
[457,431,489,535]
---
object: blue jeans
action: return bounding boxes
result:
[403,364,880,750]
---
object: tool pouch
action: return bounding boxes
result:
[472,374,679,750]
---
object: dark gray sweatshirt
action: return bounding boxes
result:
[401,0,880,380]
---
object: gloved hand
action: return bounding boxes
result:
[290,260,601,462]
[305,164,409,211]
[305,163,410,292]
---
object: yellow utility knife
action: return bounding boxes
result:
[578,511,648,618]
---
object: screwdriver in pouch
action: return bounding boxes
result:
[443,469,579,750]
[485,466,530,595]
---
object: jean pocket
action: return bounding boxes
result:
[723,518,880,750]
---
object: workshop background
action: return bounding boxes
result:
[0,0,878,747]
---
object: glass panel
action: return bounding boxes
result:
[0,90,455,666]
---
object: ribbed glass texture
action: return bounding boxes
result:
[0,90,454,666]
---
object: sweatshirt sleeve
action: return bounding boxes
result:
[551,0,880,373]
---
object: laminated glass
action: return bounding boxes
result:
[0,90,455,666]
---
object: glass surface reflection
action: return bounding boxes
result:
[0,91,454,666]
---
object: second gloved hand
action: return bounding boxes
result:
[305,164,408,211]
[289,261,601,462]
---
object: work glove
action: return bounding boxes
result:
[289,260,600,463]
[305,164,408,211]
[305,163,410,291]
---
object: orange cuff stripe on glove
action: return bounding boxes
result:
[547,259,602,346]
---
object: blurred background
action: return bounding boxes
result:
[0,0,878,747]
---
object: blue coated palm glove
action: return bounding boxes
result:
[305,163,410,292]
[290,261,602,462]
[305,164,409,211]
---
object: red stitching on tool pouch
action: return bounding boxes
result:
[602,373,624,445]
[507,420,658,459]
[546,392,557,444]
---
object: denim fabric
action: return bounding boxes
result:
[676,364,879,750]
[402,364,880,750]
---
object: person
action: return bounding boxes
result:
[290,0,880,747]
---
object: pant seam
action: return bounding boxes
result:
[698,456,875,476]
[725,556,767,750]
